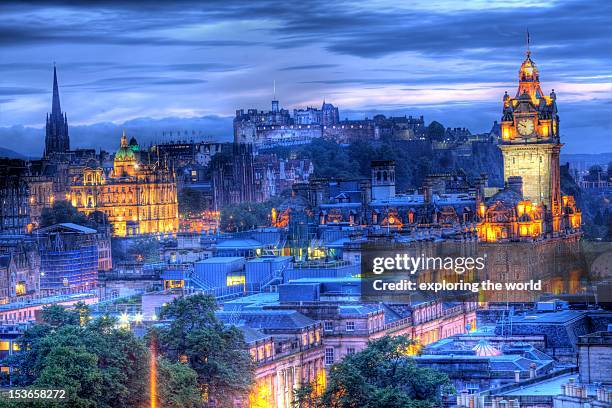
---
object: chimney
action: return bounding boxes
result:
[529,362,536,379]
[507,176,523,196]
[514,370,521,383]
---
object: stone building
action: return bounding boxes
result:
[69,132,179,237]
[216,309,326,408]
[24,169,54,229]
[210,143,256,207]
[0,159,31,234]
[577,331,612,385]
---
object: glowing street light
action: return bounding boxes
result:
[119,312,130,325]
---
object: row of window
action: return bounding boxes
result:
[324,346,356,365]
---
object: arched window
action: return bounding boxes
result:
[383,171,388,182]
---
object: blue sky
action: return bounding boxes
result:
[0,0,610,154]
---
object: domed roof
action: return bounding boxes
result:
[115,131,137,162]
[129,136,140,151]
[473,340,502,357]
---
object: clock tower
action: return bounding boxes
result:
[499,40,562,231]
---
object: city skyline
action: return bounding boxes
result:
[0,0,611,155]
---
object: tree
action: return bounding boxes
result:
[156,294,254,408]
[8,308,149,408]
[111,236,161,264]
[39,200,103,229]
[220,197,282,232]
[315,336,453,408]
[178,188,209,216]
[156,357,202,408]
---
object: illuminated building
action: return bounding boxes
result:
[216,311,325,408]
[69,132,179,237]
[477,43,581,242]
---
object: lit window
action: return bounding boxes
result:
[226,275,245,286]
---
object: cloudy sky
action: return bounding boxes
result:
[0,0,610,155]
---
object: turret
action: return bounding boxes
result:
[371,160,396,201]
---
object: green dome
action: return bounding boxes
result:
[115,131,137,162]
[115,146,136,161]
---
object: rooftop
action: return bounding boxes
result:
[195,256,245,264]
[246,256,292,263]
[0,292,98,312]
[508,310,591,325]
[217,309,317,330]
[288,277,361,284]
[503,373,574,396]
[216,239,263,249]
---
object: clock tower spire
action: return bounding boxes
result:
[499,38,562,232]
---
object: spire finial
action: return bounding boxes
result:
[51,63,61,116]
[273,80,276,100]
[526,29,531,57]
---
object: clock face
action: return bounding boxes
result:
[517,119,535,136]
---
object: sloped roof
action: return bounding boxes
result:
[37,222,97,234]
[217,309,316,330]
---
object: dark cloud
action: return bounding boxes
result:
[63,76,207,91]
[280,64,339,71]
[0,0,609,155]
[0,87,46,95]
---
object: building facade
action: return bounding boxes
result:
[69,133,179,237]
[0,159,31,235]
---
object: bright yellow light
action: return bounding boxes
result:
[15,283,26,296]
[226,275,246,286]
[150,340,157,408]
[119,312,130,324]
[134,313,143,324]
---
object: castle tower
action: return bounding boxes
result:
[44,65,70,158]
[371,160,395,200]
[499,36,562,231]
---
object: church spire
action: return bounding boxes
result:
[51,63,62,117]
[44,63,69,158]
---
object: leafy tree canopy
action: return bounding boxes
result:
[156,294,254,408]
[3,303,200,408]
[297,336,453,408]
[220,197,283,232]
[178,187,210,216]
[40,200,105,229]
